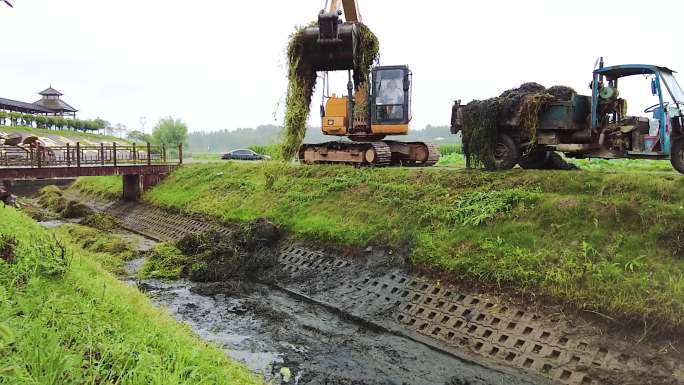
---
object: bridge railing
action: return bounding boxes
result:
[0,143,183,168]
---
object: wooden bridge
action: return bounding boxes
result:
[0,143,182,200]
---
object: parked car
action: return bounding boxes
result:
[221,149,271,161]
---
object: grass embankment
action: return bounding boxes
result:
[0,125,126,143]
[72,163,684,329]
[69,176,123,200]
[0,205,260,384]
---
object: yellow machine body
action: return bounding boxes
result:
[322,96,349,136]
[321,94,410,137]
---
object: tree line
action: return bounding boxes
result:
[0,111,107,132]
[186,124,456,153]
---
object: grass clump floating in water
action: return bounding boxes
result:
[280,22,380,160]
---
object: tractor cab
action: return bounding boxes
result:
[371,65,412,133]
[591,64,684,158]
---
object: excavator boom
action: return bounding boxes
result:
[326,0,362,22]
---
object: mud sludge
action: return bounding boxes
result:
[101,200,684,385]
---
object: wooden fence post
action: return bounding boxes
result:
[66,143,71,166]
[100,143,105,166]
[147,142,151,165]
[179,143,183,164]
[113,142,117,167]
[76,142,81,168]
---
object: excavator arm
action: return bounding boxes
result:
[325,0,362,23]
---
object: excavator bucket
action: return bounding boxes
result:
[300,11,358,72]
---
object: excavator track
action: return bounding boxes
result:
[385,141,441,167]
[418,142,441,167]
[298,141,391,167]
[298,141,439,167]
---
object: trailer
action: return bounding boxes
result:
[451,61,684,172]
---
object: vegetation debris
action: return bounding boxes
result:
[36,185,93,218]
[461,83,576,169]
[61,200,93,219]
[281,23,380,160]
[141,219,282,282]
[80,213,120,231]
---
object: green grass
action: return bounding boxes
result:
[438,143,462,156]
[435,152,678,173]
[0,125,127,144]
[0,205,261,385]
[69,176,122,199]
[570,158,675,172]
[71,163,684,329]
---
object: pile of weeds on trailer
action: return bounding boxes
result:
[461,83,575,169]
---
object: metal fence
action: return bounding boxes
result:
[0,143,183,168]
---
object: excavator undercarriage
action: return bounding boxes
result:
[298,141,440,167]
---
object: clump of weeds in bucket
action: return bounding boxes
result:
[281,22,380,160]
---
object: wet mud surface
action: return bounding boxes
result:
[125,259,540,385]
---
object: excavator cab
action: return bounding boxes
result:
[371,65,411,135]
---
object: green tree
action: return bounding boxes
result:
[82,120,97,132]
[151,117,188,147]
[20,114,34,127]
[55,117,68,130]
[68,119,79,131]
[8,112,20,127]
[0,111,6,126]
[35,115,48,128]
[93,118,109,133]
[127,130,151,143]
[46,116,58,130]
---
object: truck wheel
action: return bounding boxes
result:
[518,150,550,169]
[487,133,519,170]
[670,139,684,174]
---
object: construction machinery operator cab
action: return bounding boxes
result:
[372,66,411,125]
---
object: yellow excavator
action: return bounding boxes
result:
[297,0,439,167]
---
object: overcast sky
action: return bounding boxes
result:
[1,0,682,134]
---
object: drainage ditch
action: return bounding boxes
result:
[33,192,684,385]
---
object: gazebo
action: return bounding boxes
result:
[32,86,78,118]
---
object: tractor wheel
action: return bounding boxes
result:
[487,133,519,170]
[670,138,684,174]
[518,150,551,169]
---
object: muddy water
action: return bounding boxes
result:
[122,260,539,385]
[40,220,539,385]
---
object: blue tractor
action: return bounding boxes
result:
[451,60,684,172]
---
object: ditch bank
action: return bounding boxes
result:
[45,189,684,385]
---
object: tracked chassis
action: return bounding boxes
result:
[298,141,440,167]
